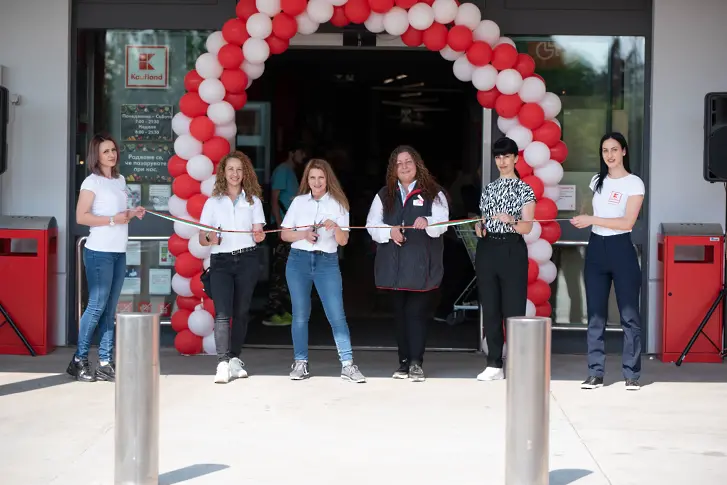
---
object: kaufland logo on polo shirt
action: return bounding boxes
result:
[125,45,169,89]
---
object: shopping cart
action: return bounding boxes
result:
[447,221,479,325]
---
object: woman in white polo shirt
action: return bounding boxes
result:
[570,132,645,391]
[68,133,144,383]
[198,151,266,384]
[280,159,366,383]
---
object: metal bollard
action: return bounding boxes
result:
[505,316,551,485]
[115,313,161,485]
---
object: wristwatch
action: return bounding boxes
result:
[109,216,115,226]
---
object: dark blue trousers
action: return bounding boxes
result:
[584,232,642,379]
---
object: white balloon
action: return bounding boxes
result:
[432,0,458,25]
[202,333,217,355]
[383,7,409,36]
[496,69,523,96]
[188,233,212,260]
[296,12,320,35]
[243,37,270,64]
[440,46,463,62]
[174,220,199,240]
[208,101,236,125]
[527,238,553,263]
[307,0,334,23]
[247,13,273,39]
[168,195,189,219]
[328,0,348,5]
[473,19,500,46]
[172,273,193,297]
[540,92,562,119]
[205,31,227,56]
[523,221,541,244]
[507,125,533,151]
[242,61,265,80]
[364,12,385,33]
[195,53,223,79]
[247,77,254,89]
[497,115,519,134]
[525,299,536,317]
[538,260,558,284]
[452,55,475,82]
[201,175,216,197]
[472,64,498,91]
[256,0,281,16]
[172,112,192,136]
[523,141,550,168]
[519,77,546,103]
[408,3,434,31]
[186,155,214,182]
[534,160,564,186]
[198,78,226,105]
[188,309,214,337]
[496,36,516,47]
[215,122,237,140]
[203,256,211,270]
[543,184,561,202]
[174,134,203,160]
[454,3,481,30]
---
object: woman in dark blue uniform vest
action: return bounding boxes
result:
[366,145,450,382]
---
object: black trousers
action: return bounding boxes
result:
[584,232,642,379]
[209,249,260,362]
[392,290,432,365]
[475,233,529,368]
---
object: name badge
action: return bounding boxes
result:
[413,195,424,207]
[608,191,623,205]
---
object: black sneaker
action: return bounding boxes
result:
[66,356,96,383]
[392,361,409,379]
[408,363,425,382]
[96,362,116,382]
[580,376,603,389]
[625,378,640,391]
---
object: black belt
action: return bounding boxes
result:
[484,232,522,241]
[214,246,257,256]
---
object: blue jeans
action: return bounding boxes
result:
[76,247,126,361]
[285,248,353,363]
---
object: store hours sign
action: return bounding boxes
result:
[119,104,174,183]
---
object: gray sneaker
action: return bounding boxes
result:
[290,360,310,380]
[341,362,366,383]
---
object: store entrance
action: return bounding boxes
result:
[243,47,482,351]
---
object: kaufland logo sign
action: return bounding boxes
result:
[125,45,169,89]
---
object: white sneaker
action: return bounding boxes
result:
[214,361,231,384]
[477,367,505,381]
[229,358,248,379]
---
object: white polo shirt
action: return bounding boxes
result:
[590,173,645,236]
[199,191,266,254]
[281,192,350,254]
[80,174,129,253]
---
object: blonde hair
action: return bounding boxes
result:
[297,158,350,211]
[212,151,262,204]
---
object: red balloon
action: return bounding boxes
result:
[515,158,532,178]
[272,12,298,40]
[217,44,244,69]
[174,329,203,355]
[550,140,568,163]
[168,233,190,257]
[447,25,473,52]
[534,198,558,221]
[184,70,204,92]
[528,258,539,284]
[175,252,204,278]
[187,193,209,220]
[422,23,448,51]
[176,295,200,311]
[225,92,248,110]
[395,0,418,7]
[173,174,202,200]
[514,53,536,78]
[190,273,207,299]
[527,279,551,306]
[522,175,544,200]
[539,221,562,244]
[477,88,500,109]
[530,73,545,82]
[401,26,423,47]
[535,302,552,318]
[281,0,307,16]
[330,6,350,27]
[519,103,545,130]
[494,94,523,118]
[171,309,191,332]
[344,0,371,23]
[267,35,290,55]
[203,136,231,163]
[222,18,250,46]
[179,93,209,118]
[189,116,216,142]
[369,0,394,13]
[420,0,434,4]
[533,120,561,147]
[168,155,188,178]
[220,69,248,94]
[203,298,215,316]
[492,43,518,71]
[466,41,493,67]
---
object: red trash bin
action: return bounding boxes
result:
[0,215,58,355]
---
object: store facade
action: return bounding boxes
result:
[1,0,725,356]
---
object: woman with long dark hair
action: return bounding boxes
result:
[571,132,644,391]
[366,146,450,382]
[199,151,266,384]
[475,137,536,381]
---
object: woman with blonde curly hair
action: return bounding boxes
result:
[280,159,366,383]
[366,146,450,382]
[199,151,266,384]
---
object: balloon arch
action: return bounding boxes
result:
[167,0,567,355]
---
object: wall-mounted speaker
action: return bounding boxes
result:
[703,92,727,182]
[0,86,8,176]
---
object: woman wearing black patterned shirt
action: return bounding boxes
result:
[475,137,536,381]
